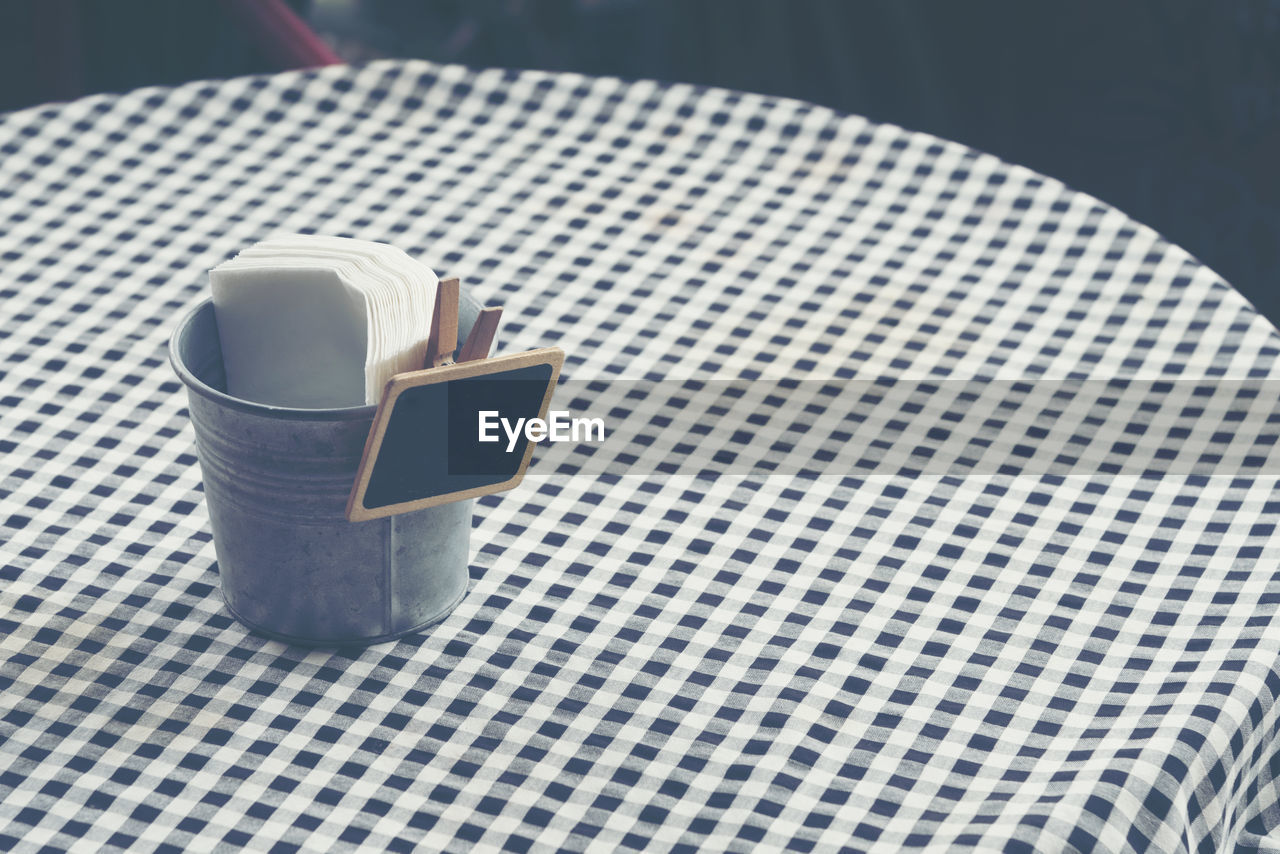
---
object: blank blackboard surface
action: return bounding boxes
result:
[346,348,563,522]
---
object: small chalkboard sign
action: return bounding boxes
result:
[346,347,565,522]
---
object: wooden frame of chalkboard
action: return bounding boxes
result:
[345,347,565,522]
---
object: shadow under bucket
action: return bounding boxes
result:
[170,295,491,646]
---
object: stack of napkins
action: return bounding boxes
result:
[209,236,438,408]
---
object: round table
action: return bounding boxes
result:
[2,60,1279,853]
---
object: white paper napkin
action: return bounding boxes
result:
[209,236,438,408]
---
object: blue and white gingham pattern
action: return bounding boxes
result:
[3,59,1280,853]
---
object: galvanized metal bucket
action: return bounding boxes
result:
[169,294,491,646]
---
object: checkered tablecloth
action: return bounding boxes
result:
[4,59,1280,853]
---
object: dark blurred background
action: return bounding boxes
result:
[2,0,1277,324]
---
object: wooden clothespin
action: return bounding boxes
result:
[425,276,504,368]
[425,277,460,368]
[457,306,502,363]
